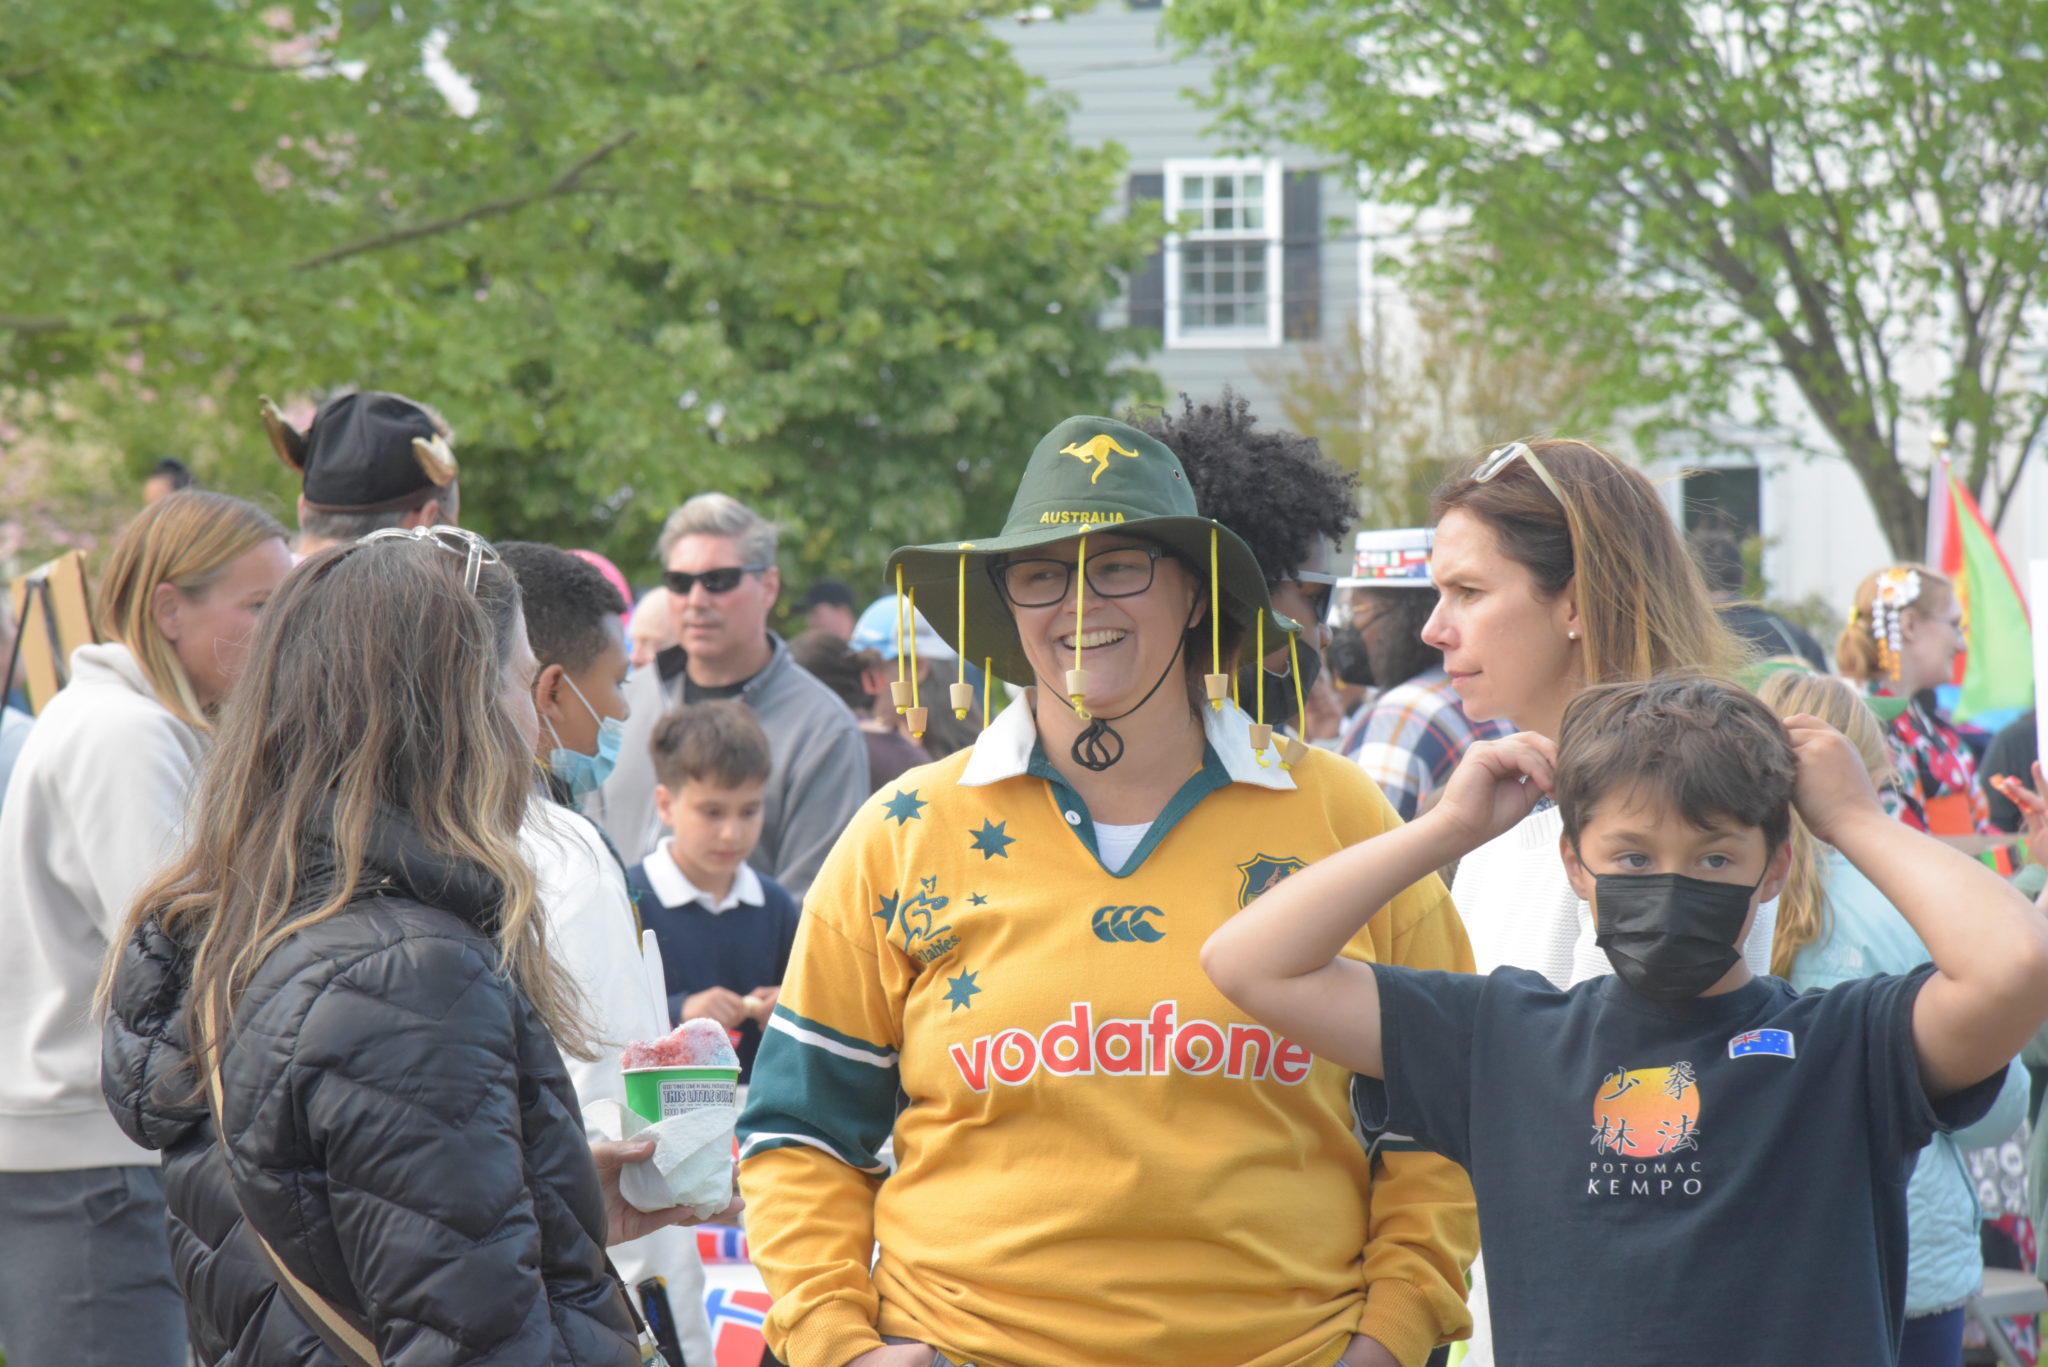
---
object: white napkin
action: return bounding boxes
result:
[586,1098,736,1218]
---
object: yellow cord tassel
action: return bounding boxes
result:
[1279,629,1311,769]
[1204,526,1228,709]
[1065,532,1090,718]
[905,585,925,738]
[890,564,911,714]
[983,656,993,729]
[950,553,973,718]
[1249,612,1273,760]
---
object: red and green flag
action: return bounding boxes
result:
[1924,462,2032,725]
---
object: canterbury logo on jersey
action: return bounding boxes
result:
[1091,904,1163,942]
[947,1000,1315,1092]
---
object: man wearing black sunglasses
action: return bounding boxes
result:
[592,493,865,900]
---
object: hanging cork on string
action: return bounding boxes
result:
[1066,530,1091,718]
[1278,625,1312,769]
[950,549,975,719]
[1203,525,1229,708]
[905,585,927,739]
[890,563,914,715]
[1248,609,1272,757]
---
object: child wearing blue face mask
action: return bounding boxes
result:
[499,540,719,1366]
[1203,675,2048,1367]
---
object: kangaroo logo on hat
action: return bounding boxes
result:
[1059,433,1141,484]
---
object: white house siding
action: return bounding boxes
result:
[1001,5,1360,424]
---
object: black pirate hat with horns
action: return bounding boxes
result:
[261,390,458,514]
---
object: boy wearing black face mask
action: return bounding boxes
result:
[1202,675,2048,1366]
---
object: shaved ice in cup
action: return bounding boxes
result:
[617,1020,741,1215]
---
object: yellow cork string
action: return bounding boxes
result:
[957,555,967,689]
[1209,526,1221,705]
[1255,611,1265,723]
[1073,533,1087,678]
[907,586,921,710]
[983,656,993,729]
[893,563,908,712]
[1287,630,1308,743]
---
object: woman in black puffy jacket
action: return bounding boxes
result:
[101,528,706,1366]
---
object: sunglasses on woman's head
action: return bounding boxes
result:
[662,564,767,597]
[359,524,500,594]
[1473,440,1567,506]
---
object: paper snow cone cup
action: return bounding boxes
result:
[624,1064,740,1125]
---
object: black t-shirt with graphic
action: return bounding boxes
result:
[1359,964,2001,1366]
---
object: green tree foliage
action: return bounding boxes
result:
[1169,0,2048,555]
[0,0,1156,586]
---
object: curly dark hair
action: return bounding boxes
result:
[497,541,626,673]
[1130,389,1358,582]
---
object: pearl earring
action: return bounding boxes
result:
[1567,630,1579,640]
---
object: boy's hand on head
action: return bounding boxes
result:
[1429,733,1558,850]
[1784,713,1881,845]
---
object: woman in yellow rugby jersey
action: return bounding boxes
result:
[738,415,1477,1367]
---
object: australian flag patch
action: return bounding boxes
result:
[1728,1028,1795,1059]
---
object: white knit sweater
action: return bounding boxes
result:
[1448,803,1779,1363]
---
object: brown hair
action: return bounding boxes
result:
[1754,671,1897,976]
[651,700,773,791]
[96,490,288,729]
[103,533,592,1068]
[1556,675,1796,855]
[1835,564,1954,681]
[1432,441,1743,685]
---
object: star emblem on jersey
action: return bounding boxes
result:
[942,970,982,1011]
[1235,853,1308,908]
[883,788,927,825]
[872,890,900,931]
[968,819,1015,860]
[969,892,988,906]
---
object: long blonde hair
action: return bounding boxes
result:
[1755,671,1897,976]
[1433,440,1744,685]
[96,490,288,729]
[105,534,591,1077]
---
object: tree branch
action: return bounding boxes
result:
[292,131,638,270]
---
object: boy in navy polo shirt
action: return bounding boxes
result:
[627,701,800,1081]
[1204,676,2048,1365]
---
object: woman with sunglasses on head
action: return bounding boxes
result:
[738,417,1478,1367]
[0,489,289,1367]
[100,527,712,1367]
[1421,438,1744,1365]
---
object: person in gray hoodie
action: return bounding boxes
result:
[590,493,865,900]
[0,490,289,1367]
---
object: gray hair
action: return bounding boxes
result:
[657,492,778,566]
[298,492,455,546]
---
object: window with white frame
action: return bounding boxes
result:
[1164,157,1282,348]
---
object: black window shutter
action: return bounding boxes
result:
[1282,169,1322,341]
[1126,172,1166,335]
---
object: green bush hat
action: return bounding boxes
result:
[885,415,1294,692]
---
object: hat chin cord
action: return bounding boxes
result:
[1035,598,1201,773]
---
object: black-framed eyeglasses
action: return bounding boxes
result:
[663,564,768,597]
[989,545,1165,608]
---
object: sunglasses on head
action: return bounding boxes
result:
[663,564,768,596]
[359,524,500,594]
[1473,440,1567,505]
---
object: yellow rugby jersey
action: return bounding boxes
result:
[738,699,1477,1367]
